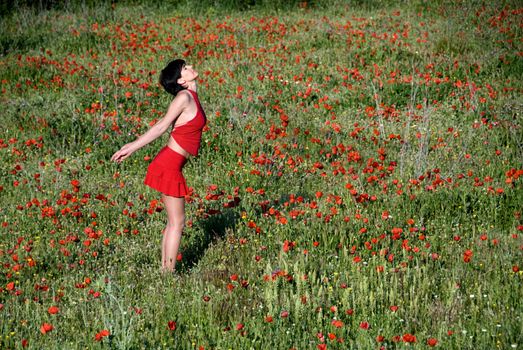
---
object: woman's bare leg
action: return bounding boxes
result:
[161,194,185,272]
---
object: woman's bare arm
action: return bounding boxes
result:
[111,91,190,163]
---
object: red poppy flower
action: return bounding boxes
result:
[427,338,438,346]
[167,321,176,331]
[40,323,53,334]
[403,333,416,343]
[331,319,343,328]
[47,306,59,314]
[95,329,110,341]
[463,249,473,263]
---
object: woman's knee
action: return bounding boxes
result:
[166,215,185,231]
[162,195,185,231]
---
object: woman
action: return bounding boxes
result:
[111,59,207,273]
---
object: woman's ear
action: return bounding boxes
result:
[177,79,188,88]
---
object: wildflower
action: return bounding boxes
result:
[95,329,110,341]
[427,338,438,346]
[167,321,176,331]
[359,321,370,330]
[331,319,343,328]
[40,323,53,334]
[283,240,296,252]
[47,306,59,315]
[403,333,416,343]
[392,335,401,342]
[463,249,473,263]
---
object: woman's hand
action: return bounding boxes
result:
[111,143,136,163]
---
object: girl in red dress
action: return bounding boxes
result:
[111,59,206,273]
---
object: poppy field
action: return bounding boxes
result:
[0,0,522,349]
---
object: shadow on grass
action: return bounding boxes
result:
[178,208,239,273]
[177,189,314,274]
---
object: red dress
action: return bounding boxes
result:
[144,89,206,197]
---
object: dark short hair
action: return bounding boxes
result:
[159,59,186,96]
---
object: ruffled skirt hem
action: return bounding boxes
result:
[143,146,188,198]
[144,173,188,197]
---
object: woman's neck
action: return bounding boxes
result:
[186,81,197,92]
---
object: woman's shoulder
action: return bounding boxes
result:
[172,89,193,104]
[177,89,193,98]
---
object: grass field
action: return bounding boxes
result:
[0,0,522,349]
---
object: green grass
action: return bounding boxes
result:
[0,0,522,349]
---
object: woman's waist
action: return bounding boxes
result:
[167,137,192,158]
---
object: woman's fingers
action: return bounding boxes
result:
[111,144,133,162]
[111,150,125,162]
[111,152,120,162]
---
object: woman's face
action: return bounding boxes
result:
[179,64,198,84]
